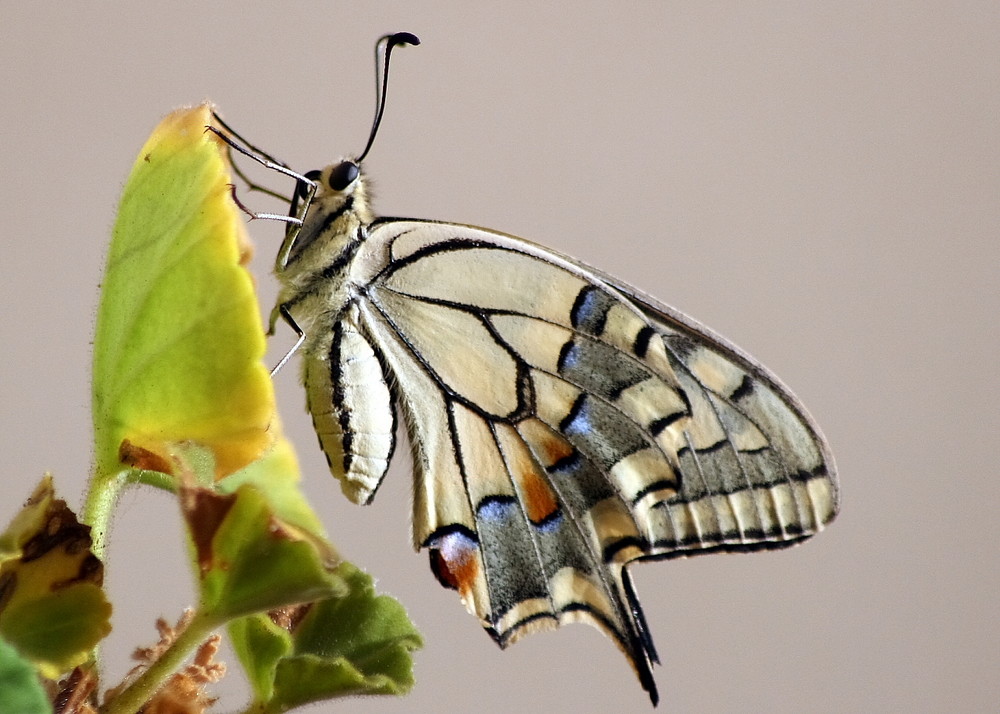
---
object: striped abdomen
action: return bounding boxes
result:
[303,302,396,504]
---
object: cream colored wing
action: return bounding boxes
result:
[596,275,838,558]
[346,218,838,705]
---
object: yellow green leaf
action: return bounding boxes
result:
[229,614,292,703]
[216,436,327,538]
[0,476,111,678]
[86,104,423,713]
[91,104,273,483]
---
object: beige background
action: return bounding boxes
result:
[2,3,997,712]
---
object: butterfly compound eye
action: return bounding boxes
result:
[328,161,360,191]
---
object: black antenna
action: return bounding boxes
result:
[356,32,420,163]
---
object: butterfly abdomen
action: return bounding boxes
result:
[302,302,396,505]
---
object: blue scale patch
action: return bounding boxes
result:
[477,496,518,522]
[570,286,613,335]
[559,341,581,369]
[426,528,479,558]
[534,510,563,534]
[563,397,594,436]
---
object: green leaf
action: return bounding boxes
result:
[224,453,424,710]
[182,483,345,623]
[0,477,111,679]
[0,637,51,714]
[1,587,109,672]
[216,437,327,539]
[229,613,292,703]
[91,105,274,484]
[238,562,422,713]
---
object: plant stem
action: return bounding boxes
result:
[100,611,217,714]
[81,470,129,563]
[82,468,176,561]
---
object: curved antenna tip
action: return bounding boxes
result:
[389,31,420,46]
[358,32,421,163]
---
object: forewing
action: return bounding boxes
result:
[353,218,837,702]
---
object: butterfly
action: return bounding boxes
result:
[212,32,839,707]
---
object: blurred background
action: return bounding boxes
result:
[1,3,997,712]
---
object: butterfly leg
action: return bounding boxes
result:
[205,123,313,186]
[211,114,295,204]
[226,156,294,206]
[208,123,312,222]
[211,112,292,170]
[225,183,304,225]
[269,303,305,377]
[206,115,320,273]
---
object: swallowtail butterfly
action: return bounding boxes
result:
[213,32,838,706]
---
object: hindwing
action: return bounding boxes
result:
[336,219,838,704]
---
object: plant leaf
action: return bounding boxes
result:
[0,476,111,679]
[215,373,424,710]
[181,482,345,624]
[0,637,51,714]
[91,104,273,483]
[233,562,422,713]
[90,104,423,712]
[216,437,326,538]
[228,613,291,704]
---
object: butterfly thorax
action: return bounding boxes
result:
[272,161,376,357]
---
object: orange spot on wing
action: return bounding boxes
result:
[430,542,480,598]
[536,431,575,467]
[517,467,560,524]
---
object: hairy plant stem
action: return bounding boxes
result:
[81,468,176,561]
[100,611,217,714]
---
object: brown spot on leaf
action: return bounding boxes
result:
[21,512,88,561]
[119,439,173,474]
[269,602,313,632]
[0,571,16,610]
[17,489,104,590]
[180,488,236,575]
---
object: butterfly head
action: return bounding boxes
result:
[307,160,360,196]
[300,158,372,219]
[276,158,374,274]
